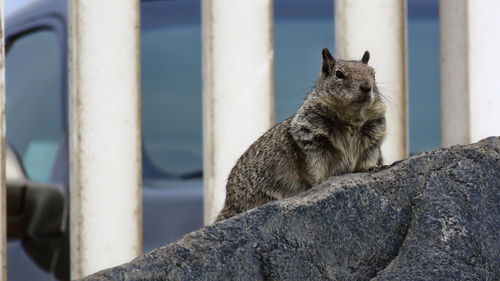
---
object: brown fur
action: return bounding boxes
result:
[216,48,386,222]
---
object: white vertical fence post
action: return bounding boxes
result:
[0,1,6,280]
[68,0,142,278]
[440,0,500,146]
[202,0,274,224]
[335,0,408,163]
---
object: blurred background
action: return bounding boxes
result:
[4,0,440,280]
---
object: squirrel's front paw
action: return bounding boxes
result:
[367,165,381,172]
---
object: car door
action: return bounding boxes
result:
[5,13,69,281]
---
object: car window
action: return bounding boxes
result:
[408,17,441,153]
[274,19,334,122]
[141,24,203,179]
[6,29,63,183]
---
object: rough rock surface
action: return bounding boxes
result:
[81,137,500,281]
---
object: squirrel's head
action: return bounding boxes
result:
[316,48,379,108]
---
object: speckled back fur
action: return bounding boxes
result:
[216,48,386,222]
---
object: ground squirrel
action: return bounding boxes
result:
[215,48,386,222]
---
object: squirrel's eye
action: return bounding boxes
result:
[335,70,345,79]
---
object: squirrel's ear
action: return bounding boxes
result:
[361,51,370,64]
[322,48,335,75]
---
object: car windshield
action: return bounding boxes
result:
[140,0,440,182]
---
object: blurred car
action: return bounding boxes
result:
[5,0,440,280]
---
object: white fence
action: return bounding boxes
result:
[0,0,499,280]
[335,0,409,171]
[440,0,500,146]
[202,0,275,225]
[68,0,142,278]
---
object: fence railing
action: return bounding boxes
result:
[440,0,500,146]
[202,0,275,225]
[68,0,142,279]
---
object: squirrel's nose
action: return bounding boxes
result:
[360,82,372,94]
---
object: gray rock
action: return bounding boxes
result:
[80,137,500,281]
